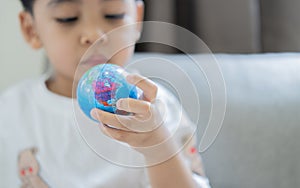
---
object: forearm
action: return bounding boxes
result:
[146,153,196,188]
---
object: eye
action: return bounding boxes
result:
[29,167,33,173]
[105,13,125,20]
[55,17,78,23]
[20,169,26,176]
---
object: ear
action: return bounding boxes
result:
[19,11,43,49]
[135,0,144,41]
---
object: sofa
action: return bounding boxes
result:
[131,52,300,188]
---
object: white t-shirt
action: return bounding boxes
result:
[0,75,210,188]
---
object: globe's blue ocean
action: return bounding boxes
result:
[77,64,138,120]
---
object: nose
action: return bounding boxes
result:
[80,26,108,46]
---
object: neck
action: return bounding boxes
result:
[46,74,75,98]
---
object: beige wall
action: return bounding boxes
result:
[0,1,43,92]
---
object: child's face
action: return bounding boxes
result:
[21,0,143,82]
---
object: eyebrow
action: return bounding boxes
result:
[47,0,81,7]
[47,0,124,7]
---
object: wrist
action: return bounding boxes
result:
[133,130,180,166]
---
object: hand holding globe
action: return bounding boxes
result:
[76,64,169,150]
[77,64,139,120]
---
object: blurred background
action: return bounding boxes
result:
[0,1,43,92]
[136,0,300,53]
[1,0,300,91]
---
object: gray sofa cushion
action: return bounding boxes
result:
[204,53,300,188]
[131,53,300,188]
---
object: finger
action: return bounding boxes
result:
[91,108,153,133]
[99,124,137,143]
[90,108,131,131]
[126,74,158,102]
[116,98,151,114]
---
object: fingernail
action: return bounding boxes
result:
[116,99,123,109]
[90,109,98,120]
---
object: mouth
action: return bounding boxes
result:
[82,55,109,67]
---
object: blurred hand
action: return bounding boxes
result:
[91,74,173,157]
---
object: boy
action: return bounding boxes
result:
[0,0,210,187]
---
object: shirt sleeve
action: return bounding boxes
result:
[156,84,211,188]
[175,112,211,188]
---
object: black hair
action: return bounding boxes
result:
[20,0,35,14]
[20,0,142,14]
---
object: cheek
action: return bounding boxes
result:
[47,46,76,67]
[49,45,75,63]
[104,28,137,65]
[45,44,81,79]
[39,24,80,62]
[43,35,80,66]
[110,46,135,67]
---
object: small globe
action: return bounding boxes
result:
[77,64,138,120]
